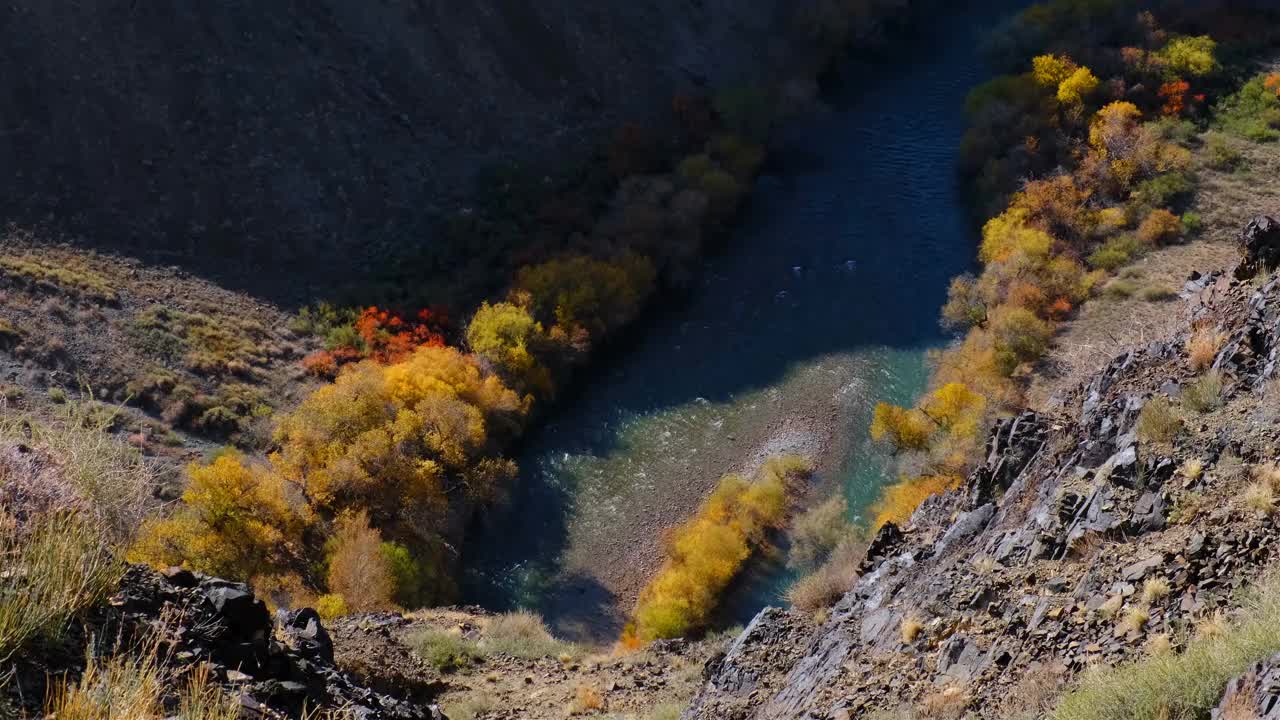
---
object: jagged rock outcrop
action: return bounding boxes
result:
[1235,215,1280,280]
[685,227,1280,718]
[1213,653,1280,719]
[8,565,445,720]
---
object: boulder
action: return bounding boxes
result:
[1212,651,1280,718]
[1236,215,1280,280]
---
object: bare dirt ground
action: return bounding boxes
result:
[329,609,727,720]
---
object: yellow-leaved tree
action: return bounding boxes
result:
[628,456,810,642]
[130,452,308,581]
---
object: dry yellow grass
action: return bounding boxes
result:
[1253,462,1280,488]
[1186,326,1226,371]
[785,538,865,615]
[1181,458,1205,480]
[45,639,239,720]
[1120,606,1151,636]
[1195,610,1230,641]
[570,685,606,715]
[1098,595,1124,618]
[901,617,925,644]
[1143,578,1171,605]
[1218,679,1261,720]
[918,685,968,719]
[1147,633,1173,656]
[1243,480,1275,514]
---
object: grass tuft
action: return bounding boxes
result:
[1182,371,1224,414]
[481,611,581,660]
[409,628,482,673]
[1136,397,1182,445]
[1243,481,1275,514]
[900,616,924,644]
[1053,573,1280,720]
[1142,578,1171,605]
[0,517,120,662]
[1187,327,1225,371]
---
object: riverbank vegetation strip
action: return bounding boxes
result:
[858,0,1280,543]
[626,456,813,642]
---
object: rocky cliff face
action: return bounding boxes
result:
[5,565,444,719]
[685,218,1280,718]
[0,0,908,293]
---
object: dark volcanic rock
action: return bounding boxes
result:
[21,565,445,720]
[1236,215,1280,280]
[1213,652,1280,718]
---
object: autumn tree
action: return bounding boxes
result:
[326,511,397,613]
[870,403,933,453]
[1137,208,1184,246]
[869,475,962,531]
[991,306,1053,376]
[466,302,554,399]
[628,457,808,641]
[1154,35,1218,79]
[514,253,656,342]
[130,452,307,581]
[941,274,987,330]
[269,345,525,605]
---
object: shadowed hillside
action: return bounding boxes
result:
[0,0,907,299]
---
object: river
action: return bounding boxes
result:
[462,0,1028,643]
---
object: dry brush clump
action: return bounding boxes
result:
[0,517,120,662]
[0,401,164,662]
[44,636,240,720]
[1182,370,1224,414]
[785,537,867,616]
[1136,396,1183,445]
[1186,326,1226,371]
[0,399,158,546]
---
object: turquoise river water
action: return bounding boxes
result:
[462,0,1029,642]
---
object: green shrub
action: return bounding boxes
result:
[1053,572,1280,720]
[1153,117,1199,147]
[1183,370,1224,413]
[1181,212,1204,236]
[1089,235,1144,271]
[698,169,746,215]
[713,85,774,142]
[1215,74,1280,142]
[410,629,481,672]
[1133,172,1195,209]
[380,541,429,608]
[992,306,1053,375]
[677,154,715,184]
[1103,279,1141,299]
[711,134,765,180]
[1205,135,1244,171]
